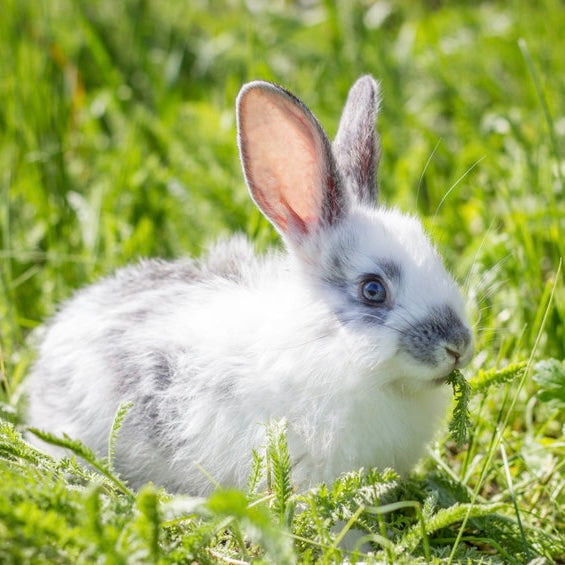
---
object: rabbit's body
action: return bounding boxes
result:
[26,76,473,494]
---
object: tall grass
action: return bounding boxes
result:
[1,0,564,562]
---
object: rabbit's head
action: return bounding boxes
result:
[237,76,473,390]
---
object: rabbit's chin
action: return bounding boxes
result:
[382,356,457,393]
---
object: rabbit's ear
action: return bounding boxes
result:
[237,82,347,243]
[332,75,381,205]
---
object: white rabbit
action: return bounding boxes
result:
[25,76,473,494]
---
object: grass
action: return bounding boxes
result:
[1,0,564,562]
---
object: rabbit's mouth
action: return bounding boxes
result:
[431,374,451,386]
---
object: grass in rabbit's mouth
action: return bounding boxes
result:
[1,0,564,563]
[446,369,472,447]
[431,370,457,387]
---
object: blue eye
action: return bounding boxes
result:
[360,278,387,305]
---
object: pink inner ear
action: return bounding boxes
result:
[240,87,327,237]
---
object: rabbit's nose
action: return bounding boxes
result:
[445,346,461,363]
[445,340,473,368]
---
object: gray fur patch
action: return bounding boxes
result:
[328,252,349,284]
[379,260,402,285]
[133,393,172,447]
[323,252,400,327]
[140,394,160,424]
[111,259,204,295]
[107,237,259,299]
[326,245,402,288]
[358,308,389,325]
[398,305,472,366]
[152,353,174,390]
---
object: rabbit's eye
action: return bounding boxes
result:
[360,277,387,305]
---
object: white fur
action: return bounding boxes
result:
[25,76,473,494]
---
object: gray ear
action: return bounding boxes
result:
[332,75,381,205]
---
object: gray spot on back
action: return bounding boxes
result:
[152,353,174,390]
[140,394,159,424]
[97,236,259,302]
[111,259,204,295]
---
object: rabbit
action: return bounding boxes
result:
[25,75,473,495]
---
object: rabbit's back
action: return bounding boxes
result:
[26,235,350,494]
[25,236,269,487]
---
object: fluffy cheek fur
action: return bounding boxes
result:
[237,305,452,486]
[284,334,452,487]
